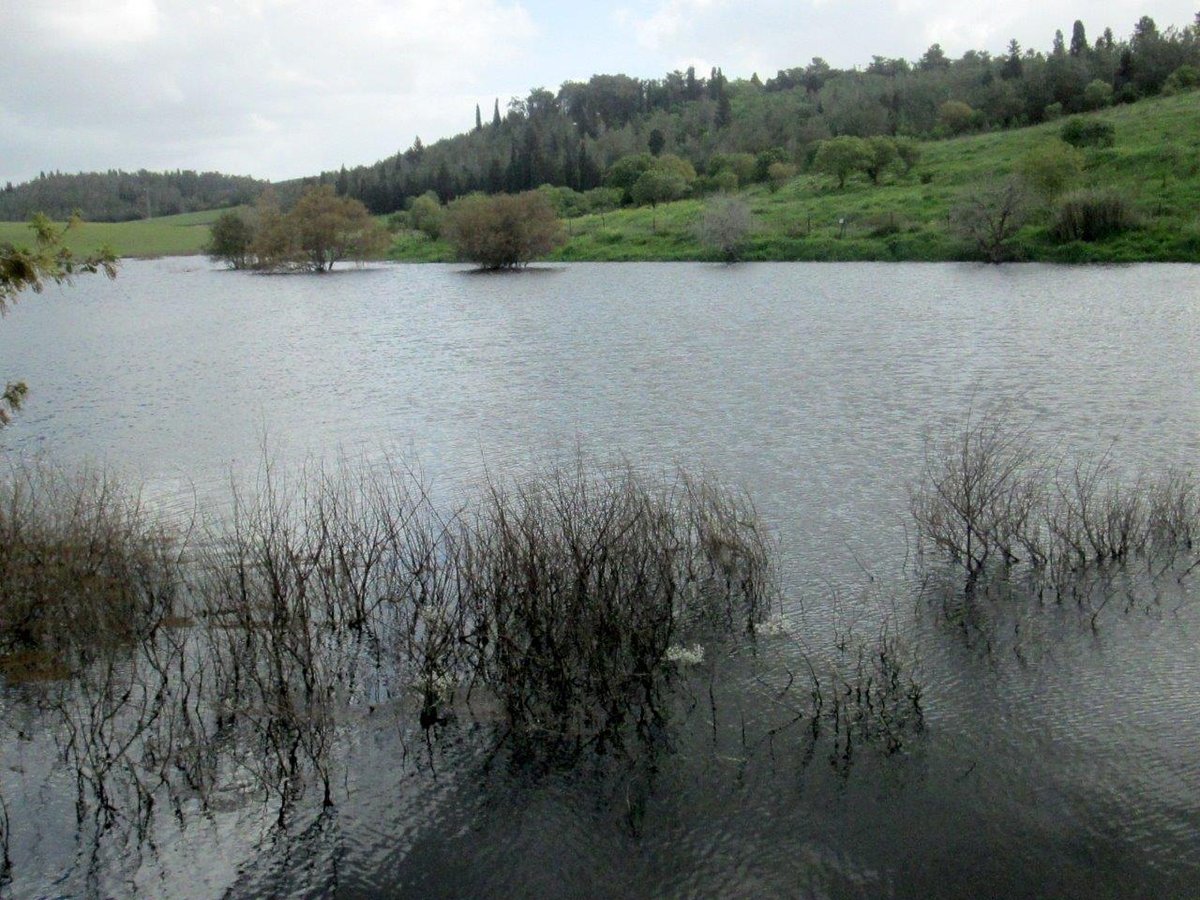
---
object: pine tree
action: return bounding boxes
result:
[1002,39,1023,79]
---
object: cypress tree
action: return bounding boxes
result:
[475,104,482,131]
[1070,20,1088,56]
[492,99,502,127]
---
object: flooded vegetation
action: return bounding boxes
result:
[1,260,1198,896]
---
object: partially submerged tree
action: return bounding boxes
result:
[697,196,754,262]
[0,214,117,423]
[951,177,1029,263]
[289,185,390,272]
[443,191,565,269]
[231,185,390,272]
[206,210,254,269]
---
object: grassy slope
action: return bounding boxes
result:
[4,95,1196,263]
[0,208,232,259]
[396,92,1200,264]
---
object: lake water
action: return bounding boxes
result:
[1,260,1198,897]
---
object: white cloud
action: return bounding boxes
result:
[617,0,1197,74]
[0,0,537,182]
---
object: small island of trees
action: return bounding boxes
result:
[206,185,389,272]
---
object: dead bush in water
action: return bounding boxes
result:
[912,411,1200,602]
[456,460,775,745]
[190,454,774,804]
[0,461,180,677]
[910,406,1042,590]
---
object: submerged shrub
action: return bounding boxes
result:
[194,454,775,745]
[457,460,774,740]
[0,461,179,675]
[1052,189,1137,242]
[696,195,754,262]
[443,191,565,269]
[912,407,1200,600]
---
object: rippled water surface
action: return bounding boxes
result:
[1,260,1199,898]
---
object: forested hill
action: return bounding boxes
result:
[0,169,267,223]
[4,13,1198,224]
[291,13,1200,213]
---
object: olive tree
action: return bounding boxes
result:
[812,137,871,189]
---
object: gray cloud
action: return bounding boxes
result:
[1,0,536,183]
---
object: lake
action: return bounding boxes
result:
[1,260,1198,897]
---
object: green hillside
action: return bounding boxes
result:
[0,208,232,259]
[387,94,1200,264]
[520,93,1200,263]
[5,94,1198,264]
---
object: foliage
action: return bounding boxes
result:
[1060,117,1116,148]
[236,185,389,272]
[863,137,899,184]
[1051,189,1138,242]
[631,169,688,208]
[767,162,798,192]
[605,153,654,203]
[697,195,754,261]
[0,216,117,423]
[408,191,444,239]
[709,153,757,184]
[288,185,390,272]
[893,137,922,174]
[938,100,976,134]
[1017,141,1084,200]
[1162,64,1200,94]
[443,191,565,269]
[951,177,1029,262]
[812,136,871,189]
[1081,79,1114,110]
[205,210,254,269]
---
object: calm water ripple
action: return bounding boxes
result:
[1,259,1198,897]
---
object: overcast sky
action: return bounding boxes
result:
[1,1,1195,185]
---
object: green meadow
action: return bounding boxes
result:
[5,94,1198,264]
[0,208,228,259]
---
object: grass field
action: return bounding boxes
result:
[0,208,231,259]
[5,93,1198,264]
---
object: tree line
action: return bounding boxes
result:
[0,169,266,223]
[303,13,1199,213]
